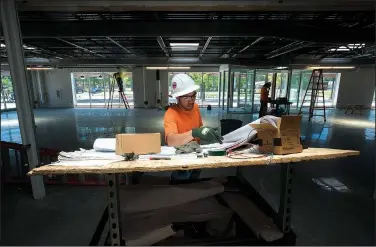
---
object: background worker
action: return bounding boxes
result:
[164,73,223,147]
[164,73,223,183]
[259,82,271,117]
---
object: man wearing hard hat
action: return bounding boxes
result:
[164,73,223,147]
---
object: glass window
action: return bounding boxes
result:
[1,73,16,110]
[289,72,301,108]
[298,72,339,108]
[72,72,133,108]
[202,72,219,107]
[253,71,267,113]
[168,72,220,107]
[275,72,288,98]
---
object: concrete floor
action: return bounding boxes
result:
[1,107,375,245]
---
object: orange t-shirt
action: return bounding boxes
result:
[164,103,203,144]
[261,87,269,102]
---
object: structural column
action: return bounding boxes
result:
[0,0,46,199]
[286,69,292,100]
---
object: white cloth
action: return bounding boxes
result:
[93,138,116,152]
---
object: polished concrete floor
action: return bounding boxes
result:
[1,107,375,245]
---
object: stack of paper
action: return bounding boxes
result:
[201,115,279,152]
[58,148,123,161]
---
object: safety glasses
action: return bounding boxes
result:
[180,92,197,100]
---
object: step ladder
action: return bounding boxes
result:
[298,69,326,122]
[106,73,130,109]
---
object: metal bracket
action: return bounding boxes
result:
[278,162,294,233]
[106,174,122,246]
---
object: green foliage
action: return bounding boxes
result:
[1,75,13,95]
[186,72,219,92]
[1,75,12,90]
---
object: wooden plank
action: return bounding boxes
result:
[28,148,359,176]
[220,192,283,242]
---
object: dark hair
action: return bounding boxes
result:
[264,82,271,88]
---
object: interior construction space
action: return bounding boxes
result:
[0,0,375,246]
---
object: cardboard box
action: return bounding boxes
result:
[250,115,303,155]
[116,133,161,155]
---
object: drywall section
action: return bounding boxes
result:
[132,67,169,108]
[336,68,375,109]
[160,70,169,106]
[144,69,158,108]
[43,69,74,108]
[132,67,144,108]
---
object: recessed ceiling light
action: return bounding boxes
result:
[146,66,191,70]
[146,67,169,70]
[168,67,191,70]
[26,67,53,70]
[170,43,199,47]
[308,66,355,70]
[23,45,36,50]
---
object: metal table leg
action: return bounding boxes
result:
[106,174,123,246]
[278,162,294,233]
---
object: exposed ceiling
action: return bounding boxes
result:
[15,0,376,12]
[1,2,375,67]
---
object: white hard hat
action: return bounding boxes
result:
[170,74,200,98]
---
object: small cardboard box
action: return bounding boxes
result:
[250,115,303,155]
[116,133,161,155]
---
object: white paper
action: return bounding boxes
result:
[49,159,118,166]
[58,149,123,161]
[222,115,279,143]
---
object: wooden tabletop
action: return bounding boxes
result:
[28,148,359,176]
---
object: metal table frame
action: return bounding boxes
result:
[93,162,295,246]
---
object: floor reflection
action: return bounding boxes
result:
[0,107,375,245]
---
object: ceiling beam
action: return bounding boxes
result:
[156,36,169,57]
[20,21,374,43]
[56,38,106,58]
[232,37,264,58]
[2,57,373,68]
[199,37,212,58]
[106,37,134,55]
[266,41,313,59]
[16,0,375,11]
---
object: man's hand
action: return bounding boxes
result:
[192,127,223,144]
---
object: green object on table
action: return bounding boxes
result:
[208,149,227,156]
[121,152,139,161]
[175,141,203,154]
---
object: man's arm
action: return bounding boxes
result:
[164,110,194,147]
[166,131,194,147]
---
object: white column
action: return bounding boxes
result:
[0,0,46,199]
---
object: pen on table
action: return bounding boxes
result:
[149,157,171,160]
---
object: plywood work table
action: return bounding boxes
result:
[28,148,359,175]
[28,148,359,246]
